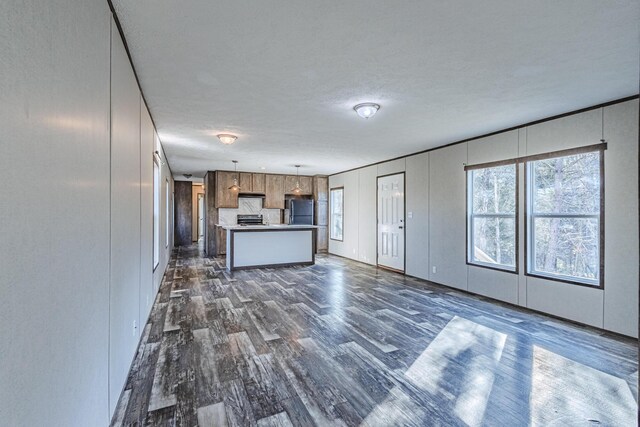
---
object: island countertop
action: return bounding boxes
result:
[216,224,319,231]
[223,225,317,271]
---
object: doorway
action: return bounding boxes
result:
[377,173,405,272]
[197,193,204,239]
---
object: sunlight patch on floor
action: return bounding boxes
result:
[530,345,636,426]
[403,316,507,426]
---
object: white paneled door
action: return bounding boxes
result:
[377,173,405,271]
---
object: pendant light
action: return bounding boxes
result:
[290,165,302,194]
[228,160,241,191]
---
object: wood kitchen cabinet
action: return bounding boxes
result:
[312,175,329,252]
[313,176,328,201]
[284,175,313,195]
[264,174,285,208]
[316,225,328,252]
[215,171,239,208]
[315,200,328,226]
[215,225,227,255]
[238,172,266,194]
[239,172,253,192]
[252,173,265,193]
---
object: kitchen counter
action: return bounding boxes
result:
[216,224,319,230]
[223,225,317,271]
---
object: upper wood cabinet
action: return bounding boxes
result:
[284,175,313,195]
[239,172,253,192]
[252,173,265,193]
[264,174,285,209]
[215,171,239,208]
[236,172,265,194]
[313,176,328,201]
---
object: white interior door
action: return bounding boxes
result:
[377,173,405,271]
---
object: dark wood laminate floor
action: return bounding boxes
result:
[112,244,638,427]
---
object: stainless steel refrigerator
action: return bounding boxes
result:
[289,199,314,225]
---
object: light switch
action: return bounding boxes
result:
[408,212,413,219]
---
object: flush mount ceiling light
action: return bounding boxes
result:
[217,134,237,145]
[353,103,380,119]
[228,160,241,191]
[290,165,302,194]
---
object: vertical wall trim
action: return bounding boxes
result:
[107,15,113,419]
[601,107,606,326]
[428,154,432,281]
[137,95,142,343]
[524,127,529,308]
[466,141,470,288]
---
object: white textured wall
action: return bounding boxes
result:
[467,131,519,304]
[428,143,468,290]
[328,170,359,258]
[406,153,430,279]
[0,1,111,425]
[602,101,638,336]
[140,102,155,345]
[329,99,639,337]
[0,4,175,424]
[357,166,377,265]
[153,132,173,294]
[109,22,142,414]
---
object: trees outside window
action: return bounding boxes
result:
[467,164,517,271]
[330,188,343,241]
[527,151,602,286]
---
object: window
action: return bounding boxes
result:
[467,164,517,271]
[330,187,344,241]
[526,150,602,286]
[153,159,160,269]
[165,178,170,248]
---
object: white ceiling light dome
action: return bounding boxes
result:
[353,103,380,119]
[217,133,237,145]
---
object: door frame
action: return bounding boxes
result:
[376,172,406,273]
[197,193,204,239]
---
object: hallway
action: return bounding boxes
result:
[112,245,637,426]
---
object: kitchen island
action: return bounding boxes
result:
[221,225,317,271]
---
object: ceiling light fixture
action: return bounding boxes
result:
[217,134,237,145]
[290,165,302,194]
[353,103,380,119]
[228,160,241,191]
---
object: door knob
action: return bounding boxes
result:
[399,226,404,229]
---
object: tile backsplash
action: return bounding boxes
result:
[218,197,282,225]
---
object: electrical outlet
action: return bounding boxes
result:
[432,266,437,274]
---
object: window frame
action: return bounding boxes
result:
[153,157,161,271]
[524,147,605,289]
[465,161,519,274]
[165,178,170,248]
[329,186,344,242]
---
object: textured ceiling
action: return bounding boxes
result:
[112,0,639,178]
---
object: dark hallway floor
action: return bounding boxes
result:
[111,244,637,426]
